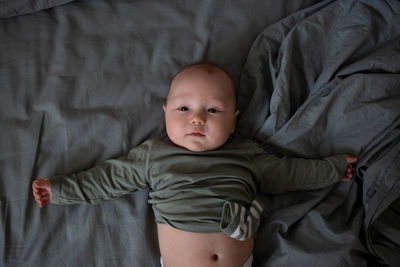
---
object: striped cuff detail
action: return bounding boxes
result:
[220,199,263,240]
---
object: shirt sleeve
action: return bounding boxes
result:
[50,140,151,204]
[254,152,348,194]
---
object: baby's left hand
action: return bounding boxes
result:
[341,154,357,182]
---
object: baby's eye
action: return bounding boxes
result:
[208,108,217,113]
[179,106,189,111]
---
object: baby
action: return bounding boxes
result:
[33,62,357,267]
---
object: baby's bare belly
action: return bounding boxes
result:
[157,224,254,267]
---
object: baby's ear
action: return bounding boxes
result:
[232,110,240,133]
[234,110,240,118]
[163,104,167,112]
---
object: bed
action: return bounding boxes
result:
[1,0,399,266]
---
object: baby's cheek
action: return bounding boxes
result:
[212,127,232,147]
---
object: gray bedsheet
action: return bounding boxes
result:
[1,0,399,266]
[238,0,400,266]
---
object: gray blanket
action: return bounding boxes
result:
[1,0,399,266]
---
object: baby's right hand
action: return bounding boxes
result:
[32,178,52,207]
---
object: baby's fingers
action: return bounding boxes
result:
[33,179,47,189]
[32,178,51,207]
[343,154,358,164]
[342,168,354,182]
[39,199,50,207]
[34,191,50,207]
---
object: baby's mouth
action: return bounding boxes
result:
[188,132,205,137]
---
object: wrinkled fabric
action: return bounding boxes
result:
[237,0,400,266]
[0,0,75,18]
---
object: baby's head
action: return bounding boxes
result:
[163,62,239,152]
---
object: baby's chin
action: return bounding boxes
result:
[177,143,213,152]
[170,139,222,152]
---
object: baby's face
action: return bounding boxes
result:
[163,68,239,152]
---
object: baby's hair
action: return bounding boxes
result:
[175,61,229,77]
[172,62,235,89]
[167,61,237,104]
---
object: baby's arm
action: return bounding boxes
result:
[32,178,52,207]
[255,152,357,194]
[31,140,151,206]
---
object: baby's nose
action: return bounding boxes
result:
[190,113,205,125]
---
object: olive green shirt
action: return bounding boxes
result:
[50,134,347,234]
